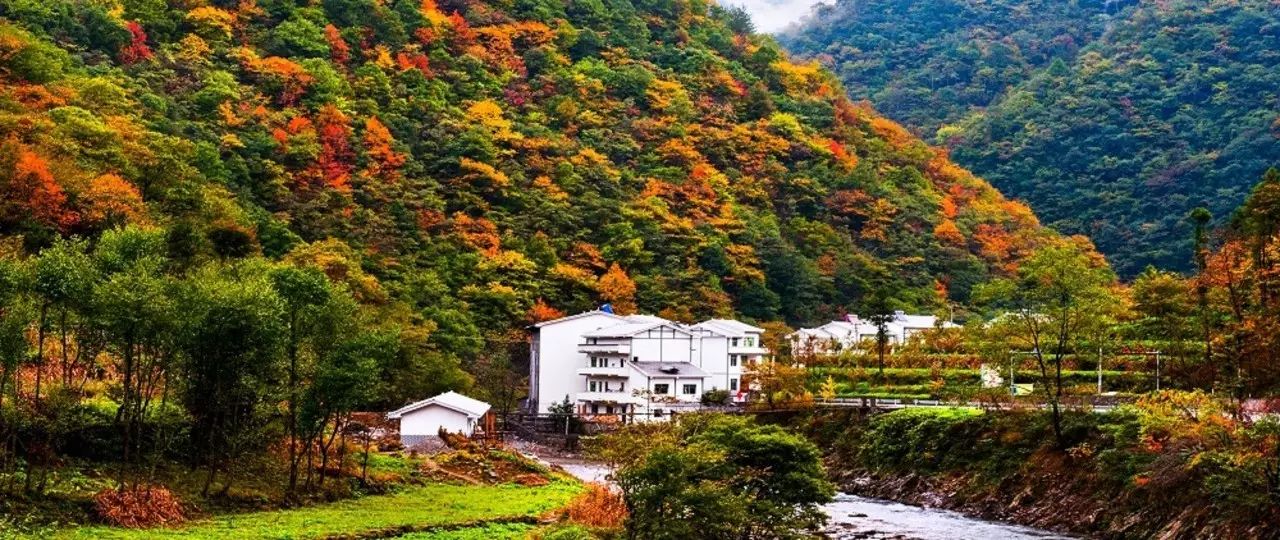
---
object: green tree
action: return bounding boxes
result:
[268,264,333,494]
[180,265,285,496]
[612,414,833,539]
[31,237,95,399]
[299,329,386,487]
[974,240,1119,448]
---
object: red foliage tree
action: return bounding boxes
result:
[119,22,154,64]
[314,105,354,191]
[324,24,350,65]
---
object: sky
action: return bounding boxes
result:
[725,0,822,33]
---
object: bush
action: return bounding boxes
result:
[561,483,626,529]
[93,485,185,528]
[700,389,730,406]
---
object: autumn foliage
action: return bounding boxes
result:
[562,483,627,529]
[93,486,185,528]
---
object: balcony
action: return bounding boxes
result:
[576,366,631,378]
[578,342,631,355]
[575,392,641,404]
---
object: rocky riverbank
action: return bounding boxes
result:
[792,405,1280,540]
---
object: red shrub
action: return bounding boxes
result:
[93,485,185,528]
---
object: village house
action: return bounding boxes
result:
[527,310,769,418]
[387,391,494,447]
[788,312,957,355]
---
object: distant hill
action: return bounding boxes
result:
[0,0,1067,335]
[781,0,1280,276]
[777,0,1134,136]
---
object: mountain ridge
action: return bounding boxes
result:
[2,0,1072,342]
[780,0,1280,276]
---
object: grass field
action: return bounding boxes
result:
[390,522,535,539]
[48,481,580,540]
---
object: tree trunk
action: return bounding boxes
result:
[34,304,47,402]
[286,313,299,494]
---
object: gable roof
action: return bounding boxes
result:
[582,321,693,338]
[387,391,491,419]
[691,319,764,337]
[629,361,710,378]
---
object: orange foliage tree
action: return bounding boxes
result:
[4,143,75,228]
[597,263,637,315]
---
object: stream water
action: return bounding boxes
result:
[536,456,1074,540]
[822,492,1074,540]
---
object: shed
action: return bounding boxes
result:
[387,391,492,447]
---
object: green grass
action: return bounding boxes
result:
[391,522,535,539]
[50,481,580,540]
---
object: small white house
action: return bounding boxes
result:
[387,391,492,447]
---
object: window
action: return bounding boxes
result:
[654,383,670,394]
[731,337,740,347]
[589,380,598,392]
[730,355,738,367]
[730,378,739,391]
[590,357,599,367]
[745,337,755,347]
[591,404,599,414]
[682,384,697,395]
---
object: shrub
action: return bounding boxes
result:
[93,485,185,528]
[700,389,730,406]
[562,483,626,529]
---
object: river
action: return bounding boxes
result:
[535,456,1073,540]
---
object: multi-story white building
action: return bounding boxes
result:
[789,311,957,355]
[527,311,768,418]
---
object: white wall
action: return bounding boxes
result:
[694,334,731,390]
[532,313,625,413]
[627,327,694,363]
[399,405,474,440]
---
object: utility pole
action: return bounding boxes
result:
[1097,346,1103,394]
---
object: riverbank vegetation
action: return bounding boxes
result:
[803,394,1280,538]
[590,413,833,540]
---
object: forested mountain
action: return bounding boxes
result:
[777,0,1134,135]
[0,0,1068,339]
[781,0,1280,276]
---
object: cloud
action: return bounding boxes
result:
[722,0,821,33]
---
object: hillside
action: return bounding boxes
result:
[781,0,1280,276]
[777,0,1135,136]
[0,0,1063,334]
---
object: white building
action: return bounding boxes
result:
[789,311,957,355]
[387,391,492,446]
[688,319,768,401]
[528,311,769,418]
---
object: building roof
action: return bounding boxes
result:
[531,309,627,328]
[629,361,710,378]
[789,312,958,340]
[622,314,671,324]
[387,391,491,419]
[582,321,693,338]
[690,319,764,337]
